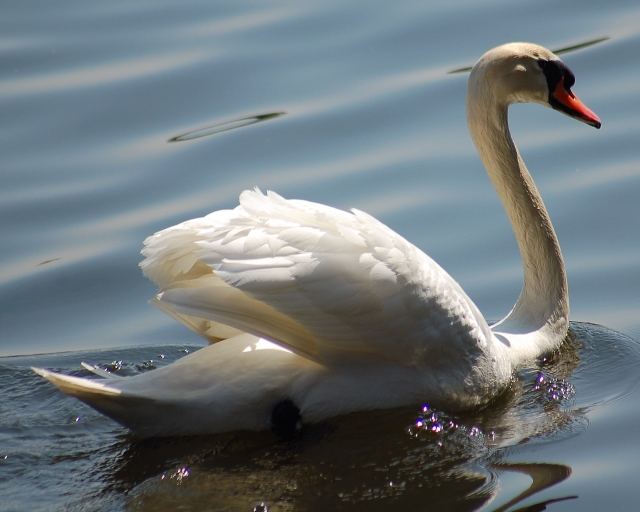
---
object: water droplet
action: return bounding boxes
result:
[532,371,575,403]
[136,360,157,372]
[168,466,190,484]
[408,403,485,441]
[430,422,443,433]
[106,360,123,373]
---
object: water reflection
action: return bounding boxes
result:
[492,463,575,512]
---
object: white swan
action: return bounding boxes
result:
[34,43,601,437]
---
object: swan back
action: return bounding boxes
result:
[140,189,509,404]
[142,191,492,363]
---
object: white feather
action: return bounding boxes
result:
[143,189,492,369]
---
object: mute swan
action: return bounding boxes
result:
[34,43,601,437]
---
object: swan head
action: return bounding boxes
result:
[469,42,601,128]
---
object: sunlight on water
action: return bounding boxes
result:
[549,159,640,192]
[184,6,296,37]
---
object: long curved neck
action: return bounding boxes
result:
[467,85,569,355]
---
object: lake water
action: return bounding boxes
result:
[1,1,639,510]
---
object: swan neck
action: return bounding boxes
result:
[467,88,568,348]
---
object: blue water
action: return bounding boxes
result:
[1,1,640,510]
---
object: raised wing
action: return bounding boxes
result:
[141,189,491,366]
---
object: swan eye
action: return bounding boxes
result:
[537,59,575,94]
[563,68,576,90]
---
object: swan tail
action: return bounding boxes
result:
[32,367,157,432]
[33,367,121,397]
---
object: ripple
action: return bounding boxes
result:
[0,239,118,288]
[0,49,209,97]
[289,64,449,117]
[185,6,297,38]
[169,112,285,142]
[0,172,122,209]
[549,158,640,193]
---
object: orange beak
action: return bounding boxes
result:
[552,78,601,128]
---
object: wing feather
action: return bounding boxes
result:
[141,189,491,365]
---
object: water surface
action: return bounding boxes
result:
[1,1,640,510]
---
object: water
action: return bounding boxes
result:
[1,0,640,510]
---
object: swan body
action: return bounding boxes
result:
[34,43,601,437]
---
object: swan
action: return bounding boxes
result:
[34,43,601,437]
